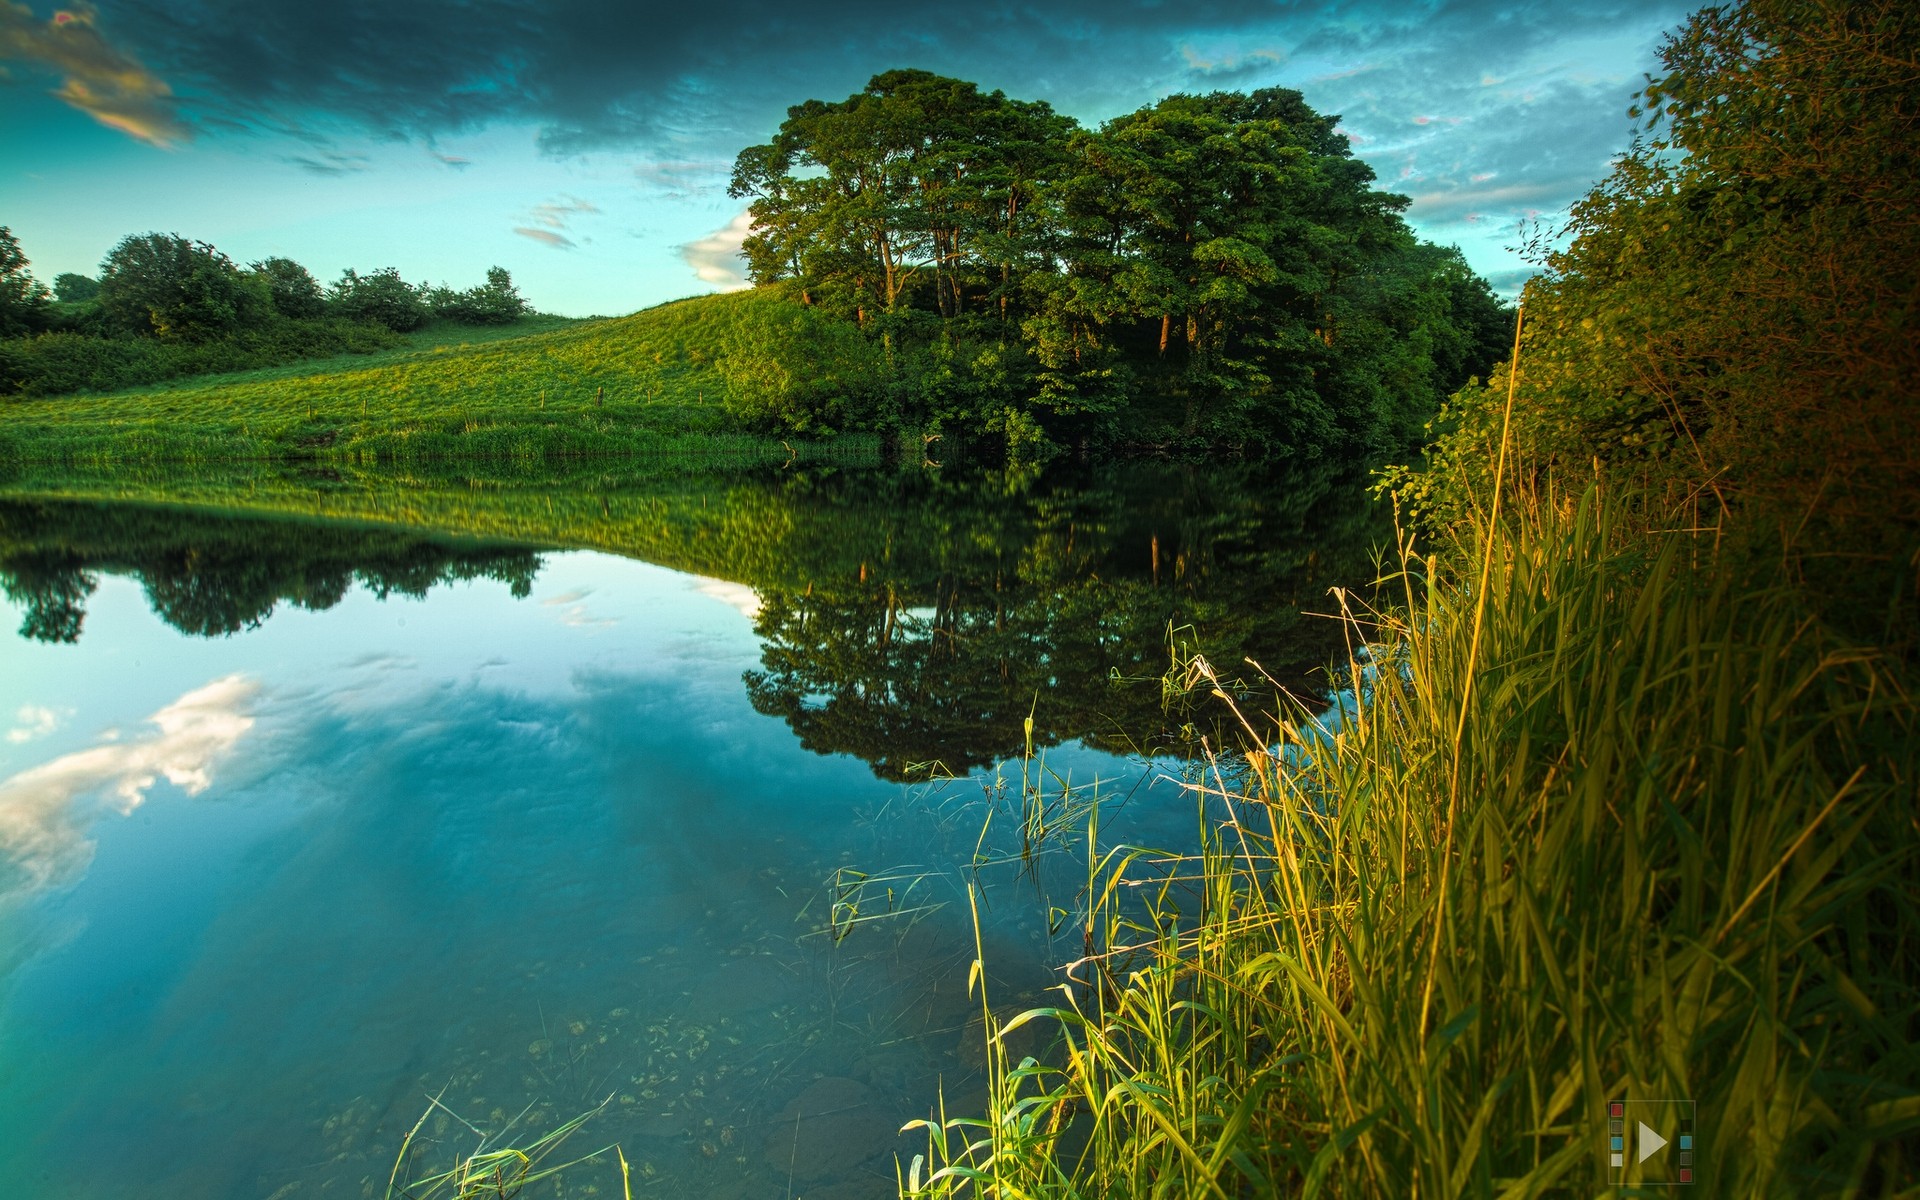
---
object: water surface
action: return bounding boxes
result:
[0,461,1384,1198]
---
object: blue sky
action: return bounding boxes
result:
[2,0,1692,317]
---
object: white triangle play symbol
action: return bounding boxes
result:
[1637,1121,1668,1163]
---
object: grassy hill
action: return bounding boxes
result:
[0,291,870,468]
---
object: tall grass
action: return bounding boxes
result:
[904,485,1918,1196]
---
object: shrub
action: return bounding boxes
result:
[329,267,429,331]
[97,232,266,340]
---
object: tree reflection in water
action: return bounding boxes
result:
[0,457,1388,777]
[0,500,543,642]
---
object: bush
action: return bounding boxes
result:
[250,257,327,320]
[329,267,429,332]
[426,266,530,325]
[0,318,399,397]
[718,297,892,433]
[97,232,267,340]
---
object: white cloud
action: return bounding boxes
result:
[0,676,258,898]
[5,705,64,744]
[680,211,754,291]
[692,577,761,621]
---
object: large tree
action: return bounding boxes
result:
[97,233,260,340]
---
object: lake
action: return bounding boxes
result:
[0,459,1385,1199]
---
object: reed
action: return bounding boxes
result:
[383,1090,627,1200]
[903,485,1919,1196]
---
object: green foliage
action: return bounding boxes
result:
[51,272,99,303]
[97,231,266,340]
[730,73,1511,455]
[1410,0,1918,550]
[424,266,532,325]
[908,488,1918,1196]
[716,288,891,432]
[0,227,53,337]
[0,319,399,397]
[330,266,430,331]
[249,256,327,319]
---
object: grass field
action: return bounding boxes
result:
[0,292,820,467]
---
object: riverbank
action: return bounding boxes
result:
[905,486,1917,1194]
[0,292,844,468]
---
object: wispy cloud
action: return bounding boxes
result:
[283,150,371,175]
[541,589,616,628]
[680,210,753,291]
[432,151,472,169]
[5,705,64,745]
[513,225,574,249]
[0,0,188,146]
[0,676,257,898]
[635,158,729,199]
[513,194,599,249]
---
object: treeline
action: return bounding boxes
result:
[726,71,1513,456]
[0,229,531,396]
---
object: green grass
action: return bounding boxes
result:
[0,292,832,467]
[905,487,1918,1197]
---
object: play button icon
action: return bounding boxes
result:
[1638,1122,1668,1163]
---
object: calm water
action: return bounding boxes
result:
[0,462,1383,1199]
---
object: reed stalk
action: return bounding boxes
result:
[902,484,1919,1197]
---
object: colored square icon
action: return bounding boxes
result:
[1611,1098,1695,1186]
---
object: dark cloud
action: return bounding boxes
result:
[80,0,1680,150]
[64,0,1689,267]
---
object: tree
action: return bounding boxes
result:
[248,256,326,319]
[0,227,53,337]
[97,233,261,340]
[329,267,428,331]
[1417,0,1919,542]
[52,273,100,303]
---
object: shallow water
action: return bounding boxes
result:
[0,462,1383,1198]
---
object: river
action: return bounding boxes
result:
[0,458,1385,1199]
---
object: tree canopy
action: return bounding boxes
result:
[729,72,1511,455]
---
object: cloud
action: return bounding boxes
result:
[680,210,753,291]
[541,588,616,628]
[56,0,1691,285]
[5,705,64,744]
[528,195,599,229]
[692,577,760,621]
[512,194,599,249]
[635,158,730,199]
[432,151,471,169]
[283,149,369,174]
[513,226,574,249]
[0,676,257,899]
[0,0,189,146]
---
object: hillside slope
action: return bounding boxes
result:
[0,291,852,466]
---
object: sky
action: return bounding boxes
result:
[1,0,1693,317]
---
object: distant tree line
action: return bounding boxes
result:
[727,70,1513,456]
[0,227,531,396]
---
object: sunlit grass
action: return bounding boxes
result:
[0,293,819,465]
[905,486,1918,1196]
